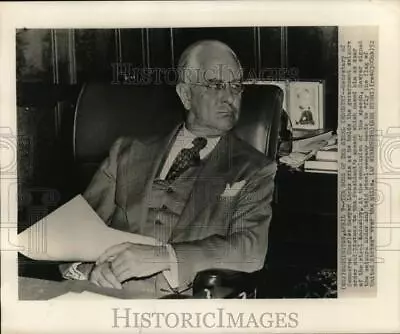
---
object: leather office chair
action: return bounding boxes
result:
[73,82,283,298]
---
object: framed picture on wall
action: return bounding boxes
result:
[288,81,324,130]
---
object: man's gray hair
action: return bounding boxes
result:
[176,40,242,84]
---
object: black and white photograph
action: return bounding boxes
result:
[16,26,339,300]
[1,1,399,333]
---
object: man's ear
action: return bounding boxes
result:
[176,83,191,110]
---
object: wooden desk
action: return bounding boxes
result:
[18,276,152,300]
[19,277,72,300]
[258,166,338,298]
[269,166,337,268]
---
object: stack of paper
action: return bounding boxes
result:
[292,131,334,154]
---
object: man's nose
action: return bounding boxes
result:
[221,86,237,104]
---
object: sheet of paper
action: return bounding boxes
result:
[50,291,120,301]
[17,195,161,262]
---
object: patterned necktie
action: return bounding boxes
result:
[165,137,208,182]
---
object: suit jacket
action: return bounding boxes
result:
[83,124,277,296]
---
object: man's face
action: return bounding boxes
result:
[183,50,243,137]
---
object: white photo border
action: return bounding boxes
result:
[1,1,400,333]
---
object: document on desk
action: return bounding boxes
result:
[51,291,120,301]
[17,195,162,261]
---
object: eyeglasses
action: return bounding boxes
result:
[186,81,245,94]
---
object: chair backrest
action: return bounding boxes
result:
[73,83,283,190]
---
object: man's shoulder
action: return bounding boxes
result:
[111,136,135,151]
[110,129,176,156]
[107,135,140,161]
[230,133,275,168]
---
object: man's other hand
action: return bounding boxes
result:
[96,242,170,282]
[89,262,122,289]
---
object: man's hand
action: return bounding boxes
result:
[89,262,122,289]
[96,242,170,283]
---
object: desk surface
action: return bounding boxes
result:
[18,276,152,300]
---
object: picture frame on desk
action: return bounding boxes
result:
[244,80,325,131]
[288,80,325,131]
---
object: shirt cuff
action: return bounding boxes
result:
[61,262,89,281]
[162,244,179,289]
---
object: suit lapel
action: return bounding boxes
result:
[172,132,244,240]
[125,124,182,226]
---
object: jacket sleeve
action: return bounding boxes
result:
[82,137,126,225]
[171,161,277,288]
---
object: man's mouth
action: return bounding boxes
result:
[217,111,234,118]
[218,107,236,114]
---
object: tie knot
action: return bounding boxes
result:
[192,137,207,151]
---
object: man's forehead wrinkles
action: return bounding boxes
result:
[181,63,242,84]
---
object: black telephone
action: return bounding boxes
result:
[161,269,260,299]
[192,269,259,299]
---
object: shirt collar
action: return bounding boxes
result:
[181,124,221,142]
[181,125,197,142]
[178,124,221,154]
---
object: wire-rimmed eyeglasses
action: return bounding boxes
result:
[185,81,245,94]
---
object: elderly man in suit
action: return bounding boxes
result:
[63,40,277,298]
